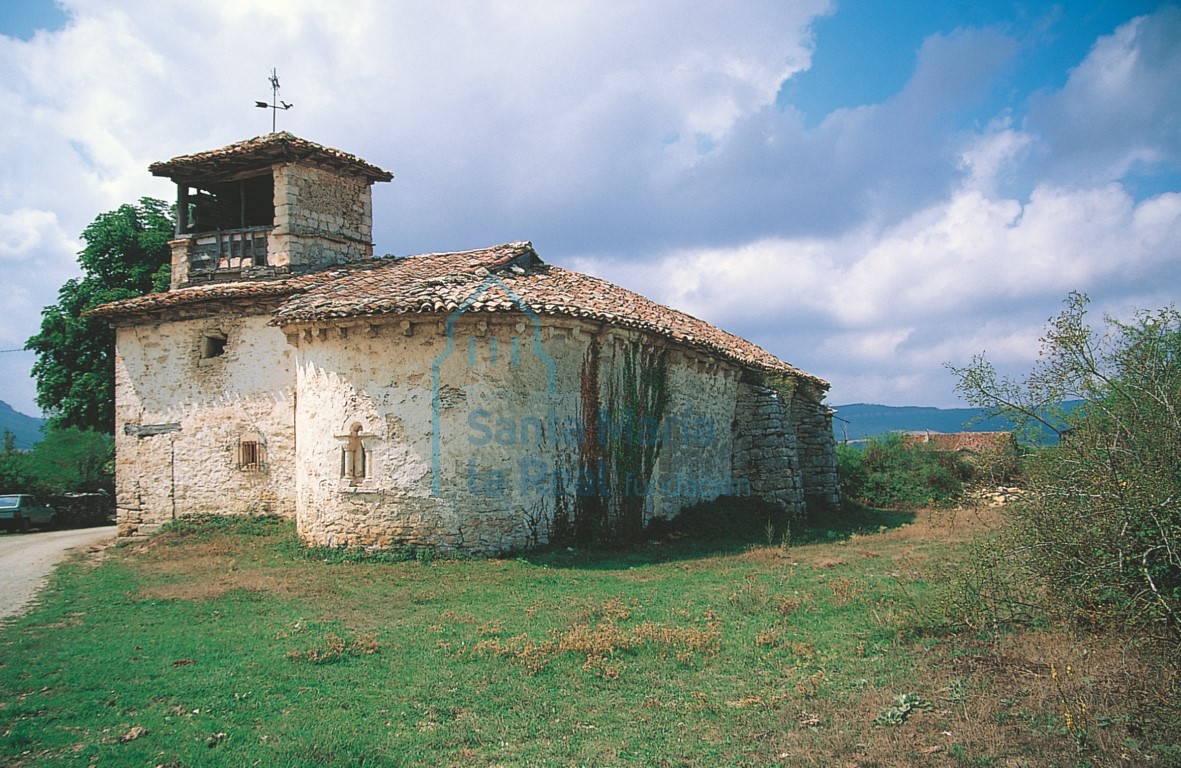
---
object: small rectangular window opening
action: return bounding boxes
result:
[238,439,264,472]
[202,333,227,359]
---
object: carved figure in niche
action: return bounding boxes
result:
[342,422,366,486]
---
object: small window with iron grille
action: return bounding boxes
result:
[238,439,264,472]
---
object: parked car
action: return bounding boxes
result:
[0,494,57,532]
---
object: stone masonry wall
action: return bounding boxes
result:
[111,306,832,552]
[730,381,806,515]
[791,384,841,509]
[271,162,374,270]
[113,313,296,539]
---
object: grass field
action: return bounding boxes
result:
[1,504,1176,767]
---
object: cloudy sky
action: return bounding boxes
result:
[1,1,1178,418]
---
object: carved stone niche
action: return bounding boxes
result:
[336,421,380,492]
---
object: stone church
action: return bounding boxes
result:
[93,133,840,554]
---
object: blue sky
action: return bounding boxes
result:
[0,1,67,40]
[790,1,1158,122]
[1,1,1179,417]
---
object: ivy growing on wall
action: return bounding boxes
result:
[573,336,606,544]
[568,336,670,545]
[607,341,669,540]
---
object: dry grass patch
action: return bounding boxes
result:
[132,535,308,601]
[140,571,303,601]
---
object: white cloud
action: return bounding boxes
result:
[0,208,79,416]
[1025,6,1181,184]
[0,209,80,346]
[595,173,1181,406]
[0,1,831,414]
[579,8,1181,406]
[0,1,1177,416]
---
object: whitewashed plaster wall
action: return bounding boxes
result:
[113,313,296,538]
[289,312,750,554]
[111,305,831,551]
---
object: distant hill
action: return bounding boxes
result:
[829,402,1074,444]
[0,401,45,450]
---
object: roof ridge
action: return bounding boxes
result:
[410,240,534,259]
[89,242,826,386]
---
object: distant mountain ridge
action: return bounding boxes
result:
[0,399,1062,451]
[830,403,1048,443]
[0,400,45,450]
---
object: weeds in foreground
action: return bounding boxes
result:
[1050,661,1092,748]
[286,631,381,664]
[873,693,935,726]
[460,597,722,679]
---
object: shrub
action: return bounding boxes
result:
[838,433,971,509]
[835,443,869,502]
[951,293,1181,648]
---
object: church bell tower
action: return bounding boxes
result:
[148,132,393,290]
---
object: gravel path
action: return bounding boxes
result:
[0,526,116,621]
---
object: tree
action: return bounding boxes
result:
[950,293,1181,644]
[25,198,173,433]
[24,427,115,494]
[0,427,114,496]
[0,429,32,493]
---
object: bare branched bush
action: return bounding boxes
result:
[950,293,1181,650]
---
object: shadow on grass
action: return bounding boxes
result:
[519,496,915,570]
[152,503,915,572]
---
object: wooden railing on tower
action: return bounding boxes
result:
[189,226,272,273]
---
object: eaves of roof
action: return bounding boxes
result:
[89,242,827,387]
[148,132,393,184]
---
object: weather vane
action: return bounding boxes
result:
[255,68,293,132]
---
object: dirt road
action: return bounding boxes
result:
[0,526,116,621]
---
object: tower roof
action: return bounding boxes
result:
[148,132,393,184]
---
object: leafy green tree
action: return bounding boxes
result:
[950,293,1181,644]
[0,428,32,493]
[24,427,115,495]
[0,427,114,496]
[25,198,172,433]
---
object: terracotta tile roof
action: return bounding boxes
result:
[90,242,825,385]
[903,431,1016,453]
[85,261,378,318]
[148,132,393,183]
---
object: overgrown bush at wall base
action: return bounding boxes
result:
[836,433,971,510]
[644,495,792,546]
[643,494,912,551]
